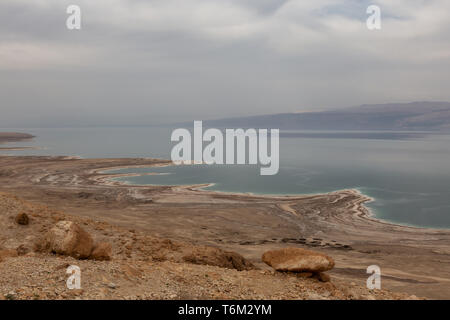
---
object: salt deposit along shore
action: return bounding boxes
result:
[0,154,449,299]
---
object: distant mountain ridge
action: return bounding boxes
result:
[202,101,450,131]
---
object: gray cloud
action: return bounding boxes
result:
[1,0,450,127]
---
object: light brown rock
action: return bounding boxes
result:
[262,247,334,272]
[35,221,93,259]
[90,242,112,261]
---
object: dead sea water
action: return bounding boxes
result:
[2,127,450,229]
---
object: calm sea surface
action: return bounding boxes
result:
[2,127,450,229]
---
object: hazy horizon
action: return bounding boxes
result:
[2,0,450,127]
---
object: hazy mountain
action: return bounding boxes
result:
[201,102,450,131]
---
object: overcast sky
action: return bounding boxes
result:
[1,0,450,127]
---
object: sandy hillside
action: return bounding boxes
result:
[0,192,417,300]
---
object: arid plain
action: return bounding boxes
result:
[0,149,449,299]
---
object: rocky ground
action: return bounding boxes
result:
[0,155,449,299]
[0,192,417,300]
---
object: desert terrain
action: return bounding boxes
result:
[0,151,449,299]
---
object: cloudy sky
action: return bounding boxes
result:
[1,0,450,127]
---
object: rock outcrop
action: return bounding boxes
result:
[262,247,334,273]
[35,221,94,259]
[183,246,255,271]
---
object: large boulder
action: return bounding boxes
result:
[262,247,334,273]
[183,246,255,271]
[36,221,94,259]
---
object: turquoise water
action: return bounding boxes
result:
[2,127,450,229]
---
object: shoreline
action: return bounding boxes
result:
[0,132,37,151]
[0,155,449,298]
[0,131,446,231]
[96,162,435,232]
[0,132,35,142]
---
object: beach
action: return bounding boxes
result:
[0,155,449,298]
